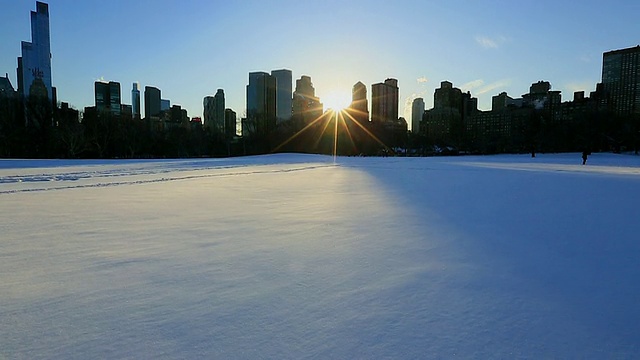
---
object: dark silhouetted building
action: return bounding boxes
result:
[371,78,399,124]
[245,71,277,137]
[411,98,424,133]
[189,116,202,131]
[294,75,315,98]
[121,104,132,117]
[370,78,407,148]
[203,96,214,130]
[169,105,187,123]
[348,81,369,125]
[213,89,225,132]
[434,81,461,110]
[423,81,464,144]
[271,69,293,124]
[491,92,521,111]
[94,81,121,115]
[0,74,17,98]
[204,89,225,133]
[523,81,561,110]
[292,75,323,124]
[602,45,640,116]
[144,86,161,118]
[225,108,237,138]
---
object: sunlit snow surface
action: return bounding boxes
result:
[1,153,639,358]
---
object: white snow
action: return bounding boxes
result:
[1,153,639,358]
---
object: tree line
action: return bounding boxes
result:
[1,93,638,159]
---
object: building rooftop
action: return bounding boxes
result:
[0,74,16,95]
[603,45,640,56]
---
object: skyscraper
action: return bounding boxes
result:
[213,89,225,132]
[95,82,106,109]
[132,83,141,119]
[109,82,121,115]
[349,81,369,124]
[203,96,214,130]
[204,89,225,133]
[246,72,277,136]
[292,75,323,123]
[225,108,237,138]
[246,72,265,118]
[602,45,640,116]
[144,86,161,119]
[17,2,53,100]
[434,81,461,110]
[271,69,293,124]
[94,81,121,115]
[371,78,399,123]
[411,98,425,133]
[423,81,465,143]
[161,99,170,111]
[294,75,315,98]
[0,74,17,98]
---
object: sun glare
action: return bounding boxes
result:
[322,90,351,112]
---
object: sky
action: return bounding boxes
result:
[1,0,639,129]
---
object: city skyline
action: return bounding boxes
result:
[1,1,639,128]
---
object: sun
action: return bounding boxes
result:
[322,90,352,112]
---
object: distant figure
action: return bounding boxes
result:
[582,151,589,165]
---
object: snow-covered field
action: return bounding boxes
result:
[1,153,639,359]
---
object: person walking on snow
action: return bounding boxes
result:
[582,151,589,165]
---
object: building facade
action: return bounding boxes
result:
[17,1,53,101]
[271,69,293,124]
[94,81,121,115]
[161,99,170,111]
[204,89,225,133]
[602,45,640,116]
[144,86,161,119]
[371,78,399,124]
[411,98,424,133]
[292,75,323,124]
[225,108,237,138]
[348,81,369,125]
[246,72,277,137]
[423,81,465,144]
[213,89,225,133]
[132,83,141,119]
[203,96,214,130]
[0,74,17,98]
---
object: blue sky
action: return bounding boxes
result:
[1,0,639,128]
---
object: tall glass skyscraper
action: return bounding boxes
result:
[17,2,52,100]
[132,83,141,119]
[246,72,277,136]
[271,69,292,124]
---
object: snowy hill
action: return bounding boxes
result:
[1,153,639,358]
